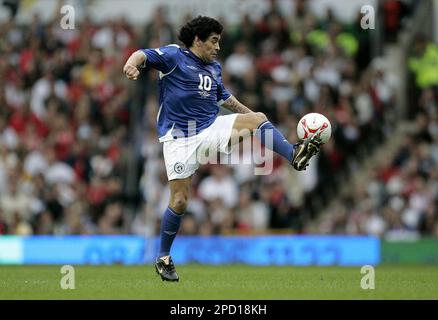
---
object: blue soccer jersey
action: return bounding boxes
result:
[141,44,232,141]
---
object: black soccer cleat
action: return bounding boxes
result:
[291,135,322,171]
[155,255,179,282]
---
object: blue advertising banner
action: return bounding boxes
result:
[171,235,380,266]
[22,236,146,265]
[0,235,380,265]
[0,236,23,264]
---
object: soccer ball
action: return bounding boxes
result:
[297,112,332,144]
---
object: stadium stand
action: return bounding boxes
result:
[1,0,434,240]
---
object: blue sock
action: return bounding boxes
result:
[255,121,294,162]
[158,207,183,258]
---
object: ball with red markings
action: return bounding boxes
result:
[297,112,332,144]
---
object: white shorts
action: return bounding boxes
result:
[162,114,238,180]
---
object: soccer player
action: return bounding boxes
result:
[123,16,321,282]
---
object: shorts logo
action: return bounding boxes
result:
[174,162,185,174]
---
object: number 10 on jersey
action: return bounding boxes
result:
[198,74,212,91]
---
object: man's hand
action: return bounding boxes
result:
[123,63,140,81]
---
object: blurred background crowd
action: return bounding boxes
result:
[0,0,437,239]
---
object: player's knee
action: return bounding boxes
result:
[253,112,268,129]
[170,194,188,213]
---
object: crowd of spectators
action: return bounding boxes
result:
[1,0,428,238]
[0,3,136,235]
[309,2,438,239]
[315,85,438,238]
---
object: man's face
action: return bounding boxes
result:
[195,33,221,62]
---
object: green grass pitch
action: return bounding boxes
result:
[1,265,437,299]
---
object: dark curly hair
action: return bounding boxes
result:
[178,16,223,48]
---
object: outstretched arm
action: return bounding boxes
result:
[123,50,146,81]
[222,96,253,114]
